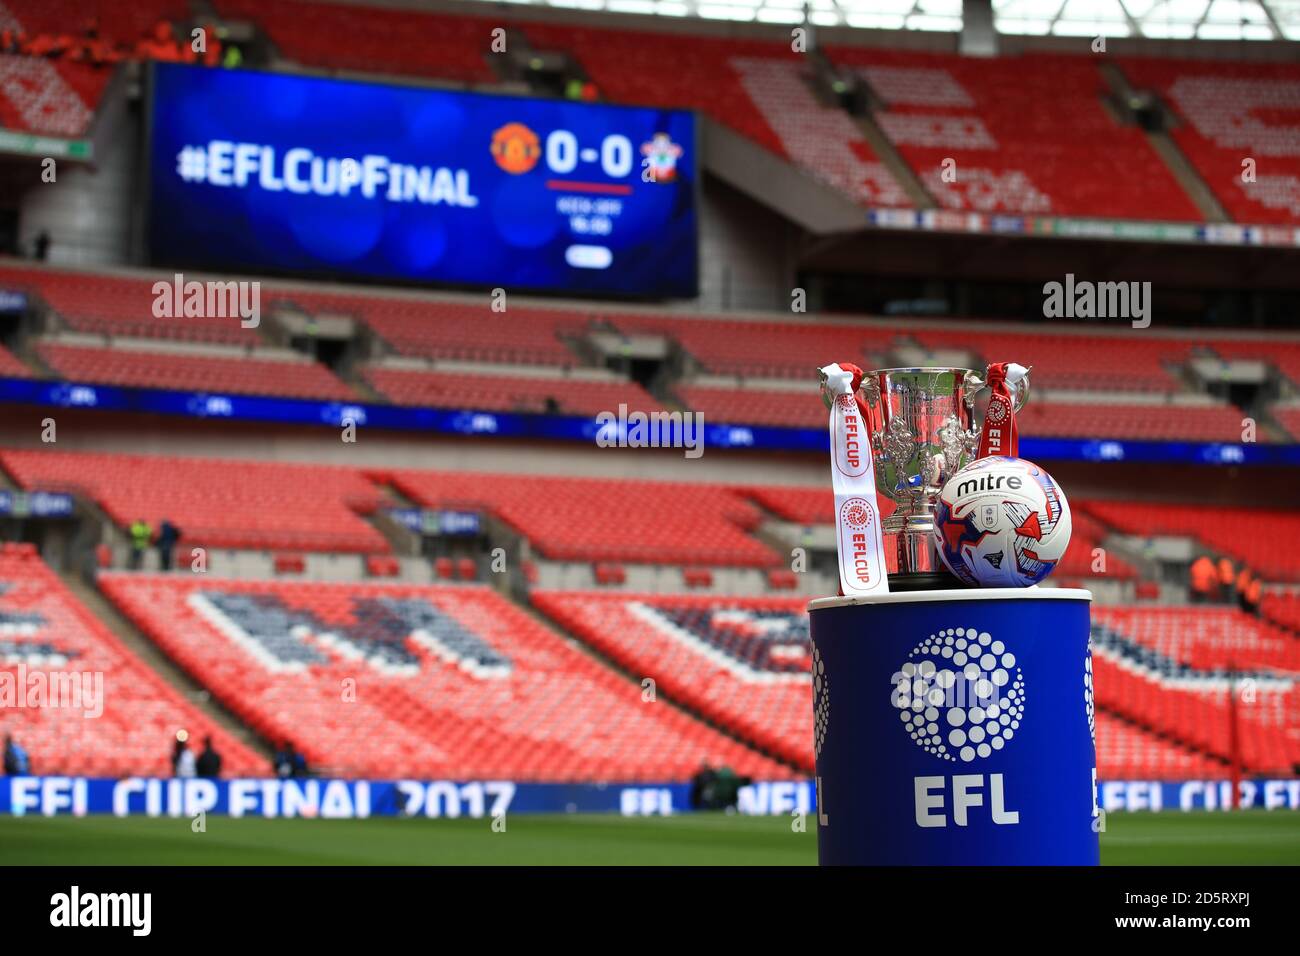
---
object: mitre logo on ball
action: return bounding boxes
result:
[933,456,1072,587]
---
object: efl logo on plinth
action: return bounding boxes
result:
[892,627,1025,764]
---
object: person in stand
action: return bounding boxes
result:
[689,761,717,810]
[156,519,180,572]
[1217,556,1236,604]
[4,734,29,775]
[32,231,50,261]
[1243,577,1263,618]
[1235,566,1255,614]
[1189,554,1216,604]
[195,735,222,778]
[273,740,307,778]
[172,731,196,778]
[128,518,152,570]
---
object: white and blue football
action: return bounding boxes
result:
[933,456,1072,587]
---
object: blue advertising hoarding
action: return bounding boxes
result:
[148,63,698,298]
[1,375,1298,466]
[3,777,1296,818]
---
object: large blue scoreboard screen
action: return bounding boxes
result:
[147,63,698,298]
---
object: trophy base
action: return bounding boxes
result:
[887,569,966,592]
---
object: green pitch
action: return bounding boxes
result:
[0,810,1294,865]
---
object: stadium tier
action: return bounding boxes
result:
[0,543,260,777]
[37,341,357,401]
[382,469,780,567]
[1278,406,1300,440]
[534,591,1272,778]
[909,329,1190,393]
[728,54,911,207]
[533,592,813,768]
[97,574,791,781]
[0,342,31,378]
[606,314,888,379]
[1120,57,1300,225]
[1093,713,1229,780]
[676,384,824,429]
[213,0,496,84]
[1263,592,1300,634]
[5,0,188,48]
[7,259,1300,447]
[0,449,389,554]
[1017,400,1251,442]
[363,366,662,416]
[1091,638,1297,773]
[1081,500,1300,582]
[288,289,588,366]
[1208,340,1300,388]
[520,23,794,158]
[827,49,1202,221]
[0,265,251,344]
[1094,605,1300,673]
[0,55,104,137]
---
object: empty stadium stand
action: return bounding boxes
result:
[363,365,661,416]
[521,22,793,158]
[534,591,1274,777]
[909,328,1190,393]
[1095,605,1300,673]
[1019,399,1250,442]
[38,341,357,401]
[607,313,887,379]
[1081,500,1300,582]
[291,289,588,366]
[0,543,260,777]
[1121,57,1300,225]
[382,469,780,568]
[829,48,1203,221]
[98,574,791,780]
[215,0,497,85]
[533,591,813,768]
[1092,620,1296,773]
[1094,712,1229,780]
[0,55,104,137]
[678,384,823,429]
[1,449,389,554]
[0,265,255,345]
[1263,592,1300,634]
[6,261,1298,448]
[0,341,31,378]
[729,55,910,206]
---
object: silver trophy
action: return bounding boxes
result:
[820,366,1030,589]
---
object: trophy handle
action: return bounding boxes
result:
[965,366,1031,412]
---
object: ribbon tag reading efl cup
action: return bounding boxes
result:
[977,362,1028,459]
[819,363,889,596]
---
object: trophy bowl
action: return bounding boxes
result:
[855,367,1029,587]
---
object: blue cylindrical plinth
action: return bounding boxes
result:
[809,588,1098,866]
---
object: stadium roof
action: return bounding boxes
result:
[474,0,1300,40]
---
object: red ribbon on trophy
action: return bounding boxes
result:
[977,362,1028,459]
[819,362,889,597]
